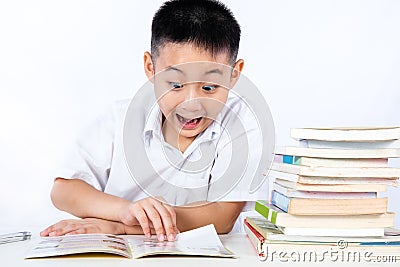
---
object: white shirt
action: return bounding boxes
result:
[56,90,269,232]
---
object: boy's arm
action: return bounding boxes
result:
[48,178,243,236]
[40,202,243,237]
[50,178,129,221]
[40,218,159,236]
[174,202,245,234]
[49,178,178,241]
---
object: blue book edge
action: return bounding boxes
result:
[271,190,290,213]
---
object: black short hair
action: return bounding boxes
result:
[151,0,241,64]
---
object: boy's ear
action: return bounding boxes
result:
[143,51,155,83]
[230,59,244,88]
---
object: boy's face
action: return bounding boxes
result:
[144,43,244,145]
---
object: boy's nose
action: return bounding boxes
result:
[180,98,202,112]
[180,86,202,112]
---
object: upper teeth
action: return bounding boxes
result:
[177,114,201,123]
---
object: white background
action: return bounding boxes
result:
[0,0,399,230]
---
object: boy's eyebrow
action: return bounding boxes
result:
[165,66,184,74]
[165,66,223,76]
[204,69,223,75]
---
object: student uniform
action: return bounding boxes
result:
[56,90,269,232]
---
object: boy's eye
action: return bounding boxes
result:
[202,85,217,92]
[170,82,183,89]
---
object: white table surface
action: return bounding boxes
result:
[0,229,397,267]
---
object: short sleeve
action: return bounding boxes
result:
[207,95,270,211]
[53,106,116,191]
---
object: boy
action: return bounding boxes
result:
[41,0,266,242]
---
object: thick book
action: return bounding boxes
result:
[271,162,400,178]
[290,126,400,142]
[275,146,400,159]
[300,139,400,150]
[25,224,235,259]
[245,216,400,244]
[281,226,384,237]
[269,170,398,186]
[274,178,388,192]
[247,214,383,237]
[244,230,400,262]
[273,182,377,199]
[274,154,388,168]
[243,219,267,259]
[254,201,394,228]
[271,190,388,215]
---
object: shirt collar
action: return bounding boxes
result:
[143,103,163,140]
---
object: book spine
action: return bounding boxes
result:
[274,154,299,165]
[255,201,278,224]
[271,191,290,213]
[243,219,265,258]
[284,155,300,165]
[244,219,265,242]
[300,139,400,150]
[290,127,400,142]
[359,241,400,246]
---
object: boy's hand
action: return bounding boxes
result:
[40,218,125,237]
[118,197,179,242]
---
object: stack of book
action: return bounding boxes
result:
[245,126,400,261]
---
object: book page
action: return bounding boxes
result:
[26,234,131,259]
[26,224,235,259]
[127,224,236,259]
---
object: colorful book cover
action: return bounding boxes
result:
[255,200,286,224]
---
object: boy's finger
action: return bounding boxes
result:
[133,208,151,238]
[153,202,176,241]
[151,198,177,239]
[40,220,70,236]
[143,205,165,241]
[48,222,81,237]
[40,226,54,236]
[162,203,177,227]
[161,203,178,237]
[65,228,87,235]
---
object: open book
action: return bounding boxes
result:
[25,224,235,259]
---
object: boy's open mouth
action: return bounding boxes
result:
[176,114,203,130]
